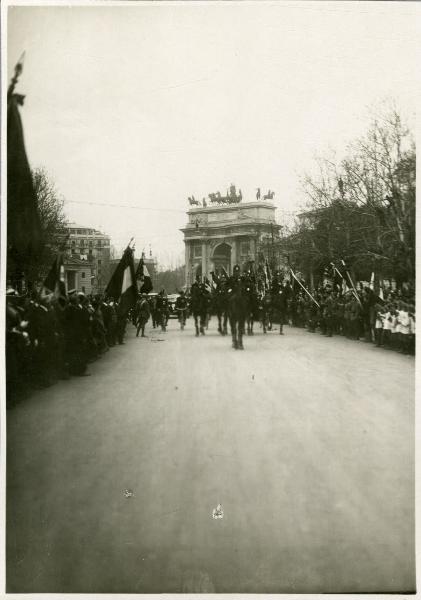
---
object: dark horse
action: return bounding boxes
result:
[190,283,209,336]
[245,286,259,335]
[213,284,229,335]
[227,279,251,350]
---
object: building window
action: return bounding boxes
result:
[82,286,85,293]
[82,272,85,278]
[98,260,101,265]
[193,245,202,258]
[241,241,250,256]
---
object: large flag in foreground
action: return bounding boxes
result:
[136,257,153,294]
[7,58,43,268]
[43,253,66,300]
[105,246,137,315]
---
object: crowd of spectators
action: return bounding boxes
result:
[286,285,415,355]
[6,289,128,406]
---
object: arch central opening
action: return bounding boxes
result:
[212,242,232,275]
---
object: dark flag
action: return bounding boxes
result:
[43,253,66,300]
[105,246,137,315]
[7,57,43,271]
[135,257,153,294]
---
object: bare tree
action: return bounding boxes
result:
[28,167,68,282]
[292,104,415,286]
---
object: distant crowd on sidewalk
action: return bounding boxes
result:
[286,286,415,355]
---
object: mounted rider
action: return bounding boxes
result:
[190,277,209,336]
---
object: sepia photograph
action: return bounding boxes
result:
[3,0,417,595]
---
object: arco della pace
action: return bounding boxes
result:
[181,187,281,287]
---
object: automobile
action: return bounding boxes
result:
[167,293,180,318]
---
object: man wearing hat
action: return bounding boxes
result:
[64,291,90,375]
[135,293,151,337]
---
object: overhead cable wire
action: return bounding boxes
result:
[65,199,185,213]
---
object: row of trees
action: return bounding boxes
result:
[7,165,68,289]
[280,103,415,289]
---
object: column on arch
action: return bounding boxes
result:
[185,241,191,287]
[201,240,208,281]
[231,238,237,272]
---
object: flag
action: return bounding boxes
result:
[323,266,333,287]
[43,253,66,300]
[105,246,137,315]
[342,278,350,295]
[7,83,43,266]
[136,257,153,293]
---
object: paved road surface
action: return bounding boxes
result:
[7,318,415,593]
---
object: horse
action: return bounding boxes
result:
[227,280,251,350]
[243,282,259,335]
[190,284,209,336]
[188,196,200,206]
[212,284,229,335]
[263,190,275,200]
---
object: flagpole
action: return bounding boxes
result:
[342,263,362,306]
[335,261,362,306]
[290,269,320,308]
[8,52,25,99]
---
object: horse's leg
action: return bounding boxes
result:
[230,317,237,349]
[279,312,284,335]
[217,313,222,334]
[200,313,205,335]
[237,319,244,349]
[194,314,199,336]
[223,312,228,335]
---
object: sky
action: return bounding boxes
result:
[6,1,418,269]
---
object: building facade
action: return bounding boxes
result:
[102,254,158,295]
[63,256,94,295]
[181,201,281,287]
[64,223,111,294]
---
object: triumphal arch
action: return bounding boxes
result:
[181,186,280,287]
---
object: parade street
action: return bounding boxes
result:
[7,319,414,594]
